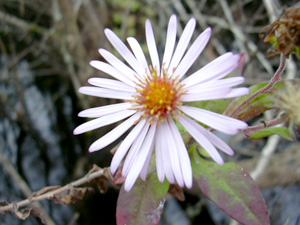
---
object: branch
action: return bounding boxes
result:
[0,165,109,214]
[0,151,56,225]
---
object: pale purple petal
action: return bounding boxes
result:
[181,105,248,135]
[124,123,157,191]
[79,86,134,100]
[145,19,160,72]
[161,121,184,187]
[195,124,234,155]
[186,77,245,93]
[110,119,147,174]
[127,37,150,75]
[88,112,141,152]
[157,125,175,184]
[180,87,232,102]
[155,126,165,182]
[162,15,177,70]
[139,140,155,180]
[173,28,211,79]
[167,117,193,188]
[224,87,250,98]
[89,60,135,86]
[167,18,196,75]
[88,78,136,92]
[73,110,135,135]
[181,53,240,88]
[122,123,150,177]
[99,48,139,81]
[104,29,145,76]
[78,102,132,118]
[178,115,224,165]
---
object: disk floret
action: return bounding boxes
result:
[132,67,184,122]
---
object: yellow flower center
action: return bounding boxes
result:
[131,68,184,122]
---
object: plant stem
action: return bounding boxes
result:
[228,53,286,118]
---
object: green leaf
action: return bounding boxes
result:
[248,126,293,140]
[188,98,232,114]
[191,149,270,225]
[116,173,170,225]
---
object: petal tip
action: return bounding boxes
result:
[73,128,81,135]
[88,145,98,153]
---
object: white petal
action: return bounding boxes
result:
[167,18,196,75]
[99,49,139,81]
[79,86,134,100]
[78,102,132,118]
[196,126,234,155]
[161,121,184,187]
[173,28,211,79]
[162,15,177,70]
[88,78,136,92]
[186,77,245,93]
[181,53,240,88]
[127,37,150,75]
[89,60,135,86]
[139,140,155,180]
[110,119,147,174]
[88,113,141,152]
[155,126,165,182]
[224,87,250,98]
[178,115,224,165]
[73,110,135,135]
[180,87,231,102]
[159,126,176,184]
[122,123,150,177]
[145,19,160,73]
[181,105,248,135]
[104,29,145,76]
[124,123,157,191]
[167,117,193,188]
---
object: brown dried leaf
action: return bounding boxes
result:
[0,201,12,215]
[168,184,185,201]
[0,201,9,206]
[52,187,94,205]
[96,176,108,194]
[14,208,45,224]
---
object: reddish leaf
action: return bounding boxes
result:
[116,173,169,225]
[191,149,270,225]
[168,184,185,201]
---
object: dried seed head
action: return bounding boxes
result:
[260,7,300,58]
[273,82,300,125]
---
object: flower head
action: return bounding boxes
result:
[74,15,249,191]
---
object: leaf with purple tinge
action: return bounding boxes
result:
[116,173,169,225]
[191,148,270,225]
[225,82,273,120]
[245,126,294,140]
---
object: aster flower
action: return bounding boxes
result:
[74,15,249,191]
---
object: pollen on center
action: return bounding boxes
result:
[132,69,184,121]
